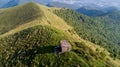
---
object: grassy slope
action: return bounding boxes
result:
[0,2,72,38]
[0,2,119,67]
[0,2,43,34]
[0,25,114,67]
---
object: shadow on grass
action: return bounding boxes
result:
[36,45,56,54]
[16,45,56,66]
[6,45,57,67]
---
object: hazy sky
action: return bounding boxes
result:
[52,0,120,8]
[0,0,120,8]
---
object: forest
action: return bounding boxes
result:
[54,9,120,59]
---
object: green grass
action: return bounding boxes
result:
[0,25,115,67]
[0,2,43,34]
[0,2,119,67]
[0,25,67,66]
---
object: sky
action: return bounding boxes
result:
[0,0,120,9]
[52,0,120,8]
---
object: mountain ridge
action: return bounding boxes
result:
[0,2,120,67]
[0,2,43,35]
[0,0,119,17]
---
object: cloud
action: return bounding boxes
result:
[52,0,120,8]
[52,0,80,4]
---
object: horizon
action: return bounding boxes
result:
[53,0,120,9]
[0,0,120,9]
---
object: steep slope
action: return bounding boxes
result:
[0,2,120,67]
[54,8,120,60]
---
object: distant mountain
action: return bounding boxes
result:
[0,0,79,9]
[0,0,10,7]
[76,7,106,16]
[76,6,118,16]
[49,1,80,9]
[0,0,119,17]
[105,11,120,23]
[52,0,120,10]
[1,0,19,8]
[1,0,117,17]
[46,3,54,7]
[0,0,52,8]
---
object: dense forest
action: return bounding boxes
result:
[54,9,120,59]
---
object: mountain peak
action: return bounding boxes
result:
[0,2,44,34]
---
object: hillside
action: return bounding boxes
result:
[0,2,43,34]
[0,2,120,67]
[54,8,120,60]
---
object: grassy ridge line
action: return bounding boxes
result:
[0,2,110,58]
[0,2,114,58]
[106,56,120,67]
[0,2,43,34]
[40,4,120,66]
[0,18,41,38]
[0,2,120,66]
[36,2,73,31]
[0,2,72,38]
[0,2,105,55]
